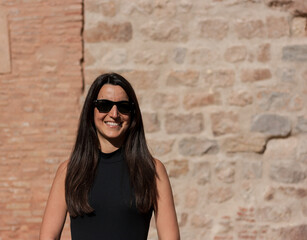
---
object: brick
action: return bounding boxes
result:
[257,43,270,62]
[147,139,174,156]
[266,16,289,38]
[241,68,272,82]
[227,90,253,107]
[142,112,160,133]
[256,89,291,111]
[183,91,221,109]
[203,69,235,87]
[165,113,203,134]
[140,20,187,42]
[251,114,291,137]
[166,70,200,87]
[165,160,189,178]
[211,111,239,136]
[282,45,307,62]
[224,46,247,63]
[222,134,266,153]
[215,161,235,183]
[178,137,218,156]
[0,9,11,73]
[85,21,132,42]
[235,19,265,39]
[199,19,229,40]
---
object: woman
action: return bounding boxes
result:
[39,73,180,240]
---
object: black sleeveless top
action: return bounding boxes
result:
[70,148,153,240]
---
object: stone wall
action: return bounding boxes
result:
[0,0,307,239]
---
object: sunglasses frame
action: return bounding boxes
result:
[93,99,134,114]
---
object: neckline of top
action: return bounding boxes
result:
[99,147,123,162]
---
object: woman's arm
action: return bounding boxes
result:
[39,160,68,240]
[154,159,180,240]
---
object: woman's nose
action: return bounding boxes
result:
[108,105,119,118]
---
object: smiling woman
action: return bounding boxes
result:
[39,73,180,240]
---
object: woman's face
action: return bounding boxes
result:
[94,84,131,148]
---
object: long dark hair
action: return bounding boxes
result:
[65,73,158,217]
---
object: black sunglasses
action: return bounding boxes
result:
[93,99,134,114]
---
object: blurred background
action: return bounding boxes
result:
[0,0,307,239]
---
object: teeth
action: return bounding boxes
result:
[106,122,120,126]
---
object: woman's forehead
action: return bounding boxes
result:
[97,84,129,100]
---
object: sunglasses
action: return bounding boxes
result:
[93,99,134,114]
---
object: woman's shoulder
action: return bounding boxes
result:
[153,158,168,179]
[55,160,69,179]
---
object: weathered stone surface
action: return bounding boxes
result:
[142,112,160,133]
[298,136,307,163]
[140,20,187,42]
[257,206,291,222]
[193,162,211,185]
[227,90,253,106]
[85,22,132,42]
[242,160,262,179]
[185,188,198,207]
[241,68,272,82]
[282,45,307,62]
[264,186,307,201]
[86,0,117,16]
[251,114,291,137]
[208,187,234,203]
[165,113,203,134]
[166,70,199,87]
[257,43,271,62]
[222,134,266,153]
[270,224,307,240]
[147,139,174,156]
[270,161,306,183]
[191,214,212,228]
[199,19,229,40]
[215,161,235,183]
[0,9,11,73]
[224,46,247,63]
[264,138,297,160]
[203,69,235,87]
[235,19,265,39]
[266,16,289,38]
[211,111,239,136]
[296,116,307,133]
[173,47,187,64]
[178,137,218,156]
[133,49,168,65]
[256,90,291,111]
[121,70,159,90]
[165,159,189,178]
[151,93,179,109]
[188,48,217,65]
[183,91,221,109]
[291,17,307,37]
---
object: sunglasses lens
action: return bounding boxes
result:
[117,102,132,114]
[95,100,132,114]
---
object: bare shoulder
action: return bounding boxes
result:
[154,158,168,176]
[55,160,69,179]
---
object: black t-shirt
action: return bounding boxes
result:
[70,148,153,240]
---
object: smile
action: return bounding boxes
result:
[105,121,122,127]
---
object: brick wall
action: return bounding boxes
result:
[1,0,307,239]
[0,0,82,239]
